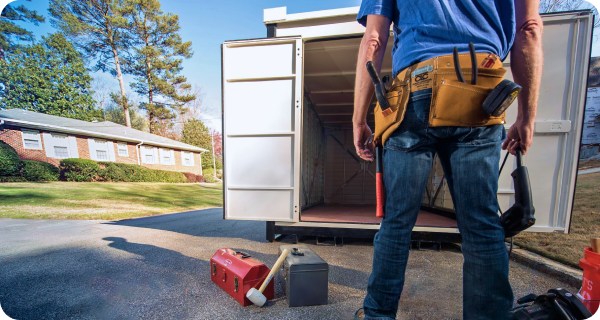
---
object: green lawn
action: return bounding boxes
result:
[0,182,223,220]
[514,172,600,268]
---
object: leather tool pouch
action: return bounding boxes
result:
[430,67,507,127]
[373,71,411,146]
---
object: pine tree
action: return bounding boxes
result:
[0,0,45,60]
[181,119,215,169]
[126,0,195,134]
[0,33,100,121]
[49,0,134,127]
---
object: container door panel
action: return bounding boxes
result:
[499,12,592,233]
[222,37,302,222]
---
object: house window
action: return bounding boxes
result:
[117,143,128,156]
[160,148,173,165]
[51,134,71,158]
[88,138,113,161]
[22,130,42,149]
[97,150,108,160]
[182,151,194,166]
[142,146,156,164]
[54,146,69,158]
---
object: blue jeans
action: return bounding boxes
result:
[363,89,513,320]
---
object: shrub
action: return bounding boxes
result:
[21,160,59,181]
[60,158,100,182]
[203,168,218,183]
[183,172,204,183]
[97,162,186,183]
[0,141,22,176]
[0,176,27,182]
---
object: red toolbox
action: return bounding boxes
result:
[210,248,274,306]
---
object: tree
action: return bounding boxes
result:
[49,0,134,127]
[0,32,100,121]
[0,0,45,60]
[103,98,148,131]
[539,0,599,28]
[181,119,217,169]
[126,0,195,134]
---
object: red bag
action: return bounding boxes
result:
[210,248,274,306]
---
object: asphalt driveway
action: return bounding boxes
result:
[0,209,576,320]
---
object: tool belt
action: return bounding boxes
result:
[374,52,508,146]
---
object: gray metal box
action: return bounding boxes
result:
[278,245,328,307]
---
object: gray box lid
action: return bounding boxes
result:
[279,245,328,273]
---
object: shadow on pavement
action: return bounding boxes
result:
[103,208,265,242]
[0,238,213,320]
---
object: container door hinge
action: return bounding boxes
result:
[234,276,239,292]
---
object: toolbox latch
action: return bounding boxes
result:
[212,262,216,276]
[234,276,239,292]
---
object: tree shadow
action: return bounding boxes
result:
[104,208,265,242]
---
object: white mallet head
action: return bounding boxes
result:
[246,288,266,307]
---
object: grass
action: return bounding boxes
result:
[0,182,223,220]
[578,159,600,169]
[514,172,600,269]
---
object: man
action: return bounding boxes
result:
[352,1,543,319]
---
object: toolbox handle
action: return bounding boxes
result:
[235,251,251,259]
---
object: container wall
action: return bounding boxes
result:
[324,129,376,205]
[301,94,327,209]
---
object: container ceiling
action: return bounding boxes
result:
[304,37,394,127]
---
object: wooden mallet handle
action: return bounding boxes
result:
[258,249,290,293]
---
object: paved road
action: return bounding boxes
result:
[578,167,600,175]
[0,209,576,320]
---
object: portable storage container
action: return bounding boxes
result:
[278,245,328,307]
[210,248,274,306]
[221,7,593,242]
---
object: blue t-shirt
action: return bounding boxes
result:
[357,0,516,78]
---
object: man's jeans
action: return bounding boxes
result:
[363,89,513,320]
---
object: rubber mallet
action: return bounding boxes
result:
[246,249,290,307]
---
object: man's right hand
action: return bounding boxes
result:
[354,122,374,162]
[502,120,534,156]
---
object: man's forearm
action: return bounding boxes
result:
[510,12,544,125]
[353,15,390,125]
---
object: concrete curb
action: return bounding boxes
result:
[508,244,583,289]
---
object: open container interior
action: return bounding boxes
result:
[299,37,458,228]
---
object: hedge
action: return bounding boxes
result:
[96,162,186,183]
[183,172,204,183]
[0,140,22,176]
[21,160,59,181]
[60,158,100,182]
[203,168,218,183]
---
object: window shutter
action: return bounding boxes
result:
[87,139,97,160]
[68,136,79,158]
[153,147,159,164]
[170,150,175,165]
[107,141,116,162]
[43,133,54,157]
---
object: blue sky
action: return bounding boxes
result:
[6,0,362,131]
[5,0,600,131]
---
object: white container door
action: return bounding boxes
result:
[498,11,593,233]
[222,37,303,222]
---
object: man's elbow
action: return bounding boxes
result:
[363,36,384,56]
[516,18,543,42]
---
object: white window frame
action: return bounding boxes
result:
[117,143,129,157]
[182,151,194,166]
[21,129,42,150]
[160,148,174,165]
[141,146,156,164]
[50,134,70,159]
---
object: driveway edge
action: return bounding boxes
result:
[508,244,582,289]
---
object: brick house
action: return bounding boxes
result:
[0,109,208,175]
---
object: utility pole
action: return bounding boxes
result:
[211,131,217,180]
